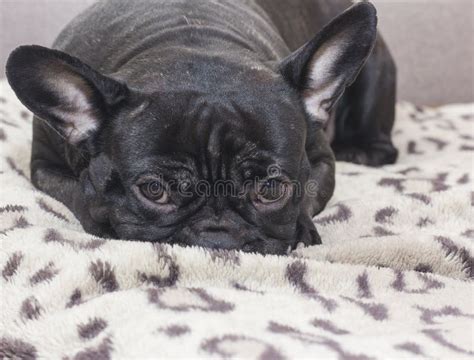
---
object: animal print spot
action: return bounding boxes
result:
[209,249,241,266]
[20,296,43,321]
[356,271,373,298]
[460,133,474,140]
[460,145,474,151]
[341,172,361,176]
[66,288,83,308]
[44,229,105,251]
[406,193,431,205]
[138,252,179,287]
[414,105,425,113]
[373,226,396,237]
[0,118,18,128]
[268,322,373,360]
[37,198,70,222]
[202,334,285,360]
[424,137,448,150]
[2,252,24,280]
[158,324,190,337]
[29,262,59,285]
[286,261,337,312]
[391,271,444,294]
[148,287,234,313]
[397,166,420,175]
[311,318,350,335]
[414,264,433,273]
[431,173,450,192]
[67,337,113,359]
[1,216,30,235]
[314,204,352,226]
[414,305,474,325]
[378,178,405,192]
[435,236,474,278]
[138,269,179,288]
[457,173,469,184]
[20,110,31,120]
[231,282,264,294]
[407,141,423,155]
[78,318,108,340]
[417,217,434,228]
[374,207,398,224]
[89,260,119,292]
[394,342,425,356]
[0,204,27,214]
[0,337,37,360]
[422,329,474,355]
[461,229,474,239]
[341,297,388,321]
[6,157,28,179]
[436,119,457,131]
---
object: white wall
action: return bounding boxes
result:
[372,0,473,104]
[1,0,473,104]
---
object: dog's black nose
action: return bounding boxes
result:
[194,231,240,250]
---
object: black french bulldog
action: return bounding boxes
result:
[5,0,397,255]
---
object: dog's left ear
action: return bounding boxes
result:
[6,45,128,145]
[280,2,377,123]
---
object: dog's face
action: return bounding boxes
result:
[97,77,309,254]
[6,3,377,254]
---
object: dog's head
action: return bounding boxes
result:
[6,3,377,254]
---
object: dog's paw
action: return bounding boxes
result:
[295,214,322,252]
[334,143,398,167]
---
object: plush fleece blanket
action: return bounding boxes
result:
[1,78,473,359]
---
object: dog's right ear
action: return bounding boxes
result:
[6,45,128,145]
[280,2,377,124]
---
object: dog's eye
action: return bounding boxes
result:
[139,181,169,204]
[256,179,290,204]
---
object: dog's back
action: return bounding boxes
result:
[53,0,285,78]
[53,0,353,77]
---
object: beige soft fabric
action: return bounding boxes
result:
[0,79,473,359]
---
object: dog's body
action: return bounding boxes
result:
[6,0,397,254]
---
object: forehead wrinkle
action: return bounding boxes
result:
[202,119,227,182]
[187,99,231,181]
[120,152,196,179]
[193,99,287,181]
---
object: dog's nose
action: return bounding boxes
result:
[194,231,240,250]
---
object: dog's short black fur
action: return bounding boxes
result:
[6,0,397,254]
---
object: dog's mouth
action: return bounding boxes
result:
[110,216,309,254]
[109,210,315,255]
[109,211,305,255]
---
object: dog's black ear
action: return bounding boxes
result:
[6,45,128,144]
[280,2,377,124]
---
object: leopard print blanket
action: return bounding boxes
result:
[1,79,473,359]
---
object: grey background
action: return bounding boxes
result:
[0,0,473,105]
